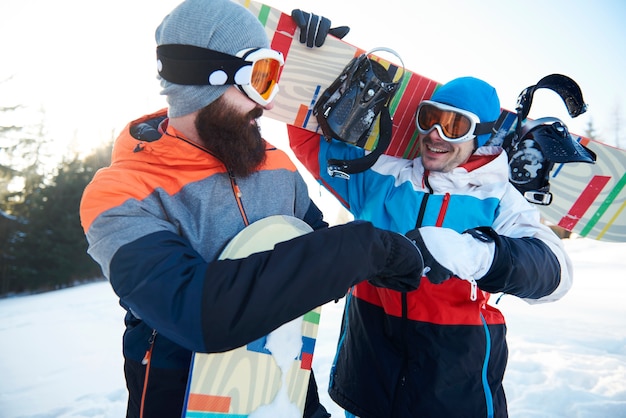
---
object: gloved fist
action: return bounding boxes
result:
[291,9,350,48]
[406,226,496,284]
[369,231,424,292]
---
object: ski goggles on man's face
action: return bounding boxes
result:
[156,44,285,107]
[415,100,493,143]
[235,48,284,106]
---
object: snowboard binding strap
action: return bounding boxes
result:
[314,48,405,179]
[506,74,595,205]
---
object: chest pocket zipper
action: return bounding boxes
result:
[228,170,250,227]
[469,278,478,301]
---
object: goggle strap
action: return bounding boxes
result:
[157,44,249,86]
[473,121,495,136]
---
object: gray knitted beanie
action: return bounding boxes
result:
[155,0,269,117]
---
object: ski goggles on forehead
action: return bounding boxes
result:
[415,100,494,143]
[156,44,284,106]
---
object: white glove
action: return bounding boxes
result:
[407,226,496,283]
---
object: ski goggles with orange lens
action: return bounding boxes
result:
[235,48,284,105]
[156,44,284,106]
[415,100,494,143]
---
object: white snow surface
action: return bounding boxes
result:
[1,237,626,418]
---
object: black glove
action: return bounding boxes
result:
[406,228,453,284]
[291,9,350,48]
[369,231,424,292]
[406,227,496,285]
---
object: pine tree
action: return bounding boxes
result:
[4,143,112,295]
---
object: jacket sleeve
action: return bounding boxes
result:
[287,124,324,180]
[303,199,329,231]
[483,183,573,304]
[287,124,373,215]
[474,228,561,299]
[109,221,399,353]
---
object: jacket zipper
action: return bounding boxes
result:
[435,193,450,227]
[163,131,250,227]
[425,188,477,302]
[228,169,250,227]
[480,313,495,418]
[391,292,409,417]
[469,278,478,301]
[140,329,157,418]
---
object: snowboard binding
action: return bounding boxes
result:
[503,74,596,205]
[314,48,404,179]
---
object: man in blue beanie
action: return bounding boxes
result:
[419,76,501,172]
[79,1,427,417]
[289,67,573,416]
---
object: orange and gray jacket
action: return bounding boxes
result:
[79,109,399,370]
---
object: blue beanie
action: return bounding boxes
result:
[430,77,501,147]
[155,0,269,117]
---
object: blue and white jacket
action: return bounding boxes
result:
[288,125,573,418]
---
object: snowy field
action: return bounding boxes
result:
[1,236,625,418]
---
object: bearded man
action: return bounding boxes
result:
[78,1,424,417]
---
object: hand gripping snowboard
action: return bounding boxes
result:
[233,0,626,242]
[182,215,321,417]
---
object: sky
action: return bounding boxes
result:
[1,236,625,417]
[1,0,626,166]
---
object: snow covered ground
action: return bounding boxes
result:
[1,236,625,418]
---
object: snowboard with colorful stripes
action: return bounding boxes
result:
[233,0,432,160]
[182,216,320,417]
[236,0,626,242]
[490,112,626,242]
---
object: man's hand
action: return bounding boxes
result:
[406,227,496,284]
[369,231,424,292]
[291,9,350,48]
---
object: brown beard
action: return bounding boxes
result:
[195,97,267,177]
